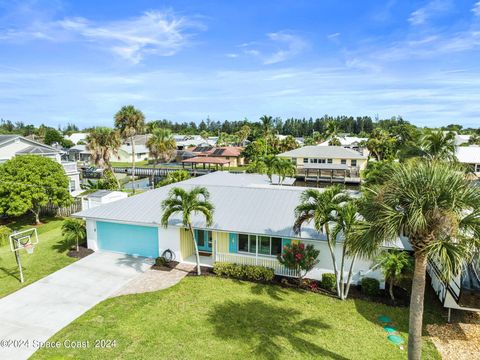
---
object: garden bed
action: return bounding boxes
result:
[67,244,94,259]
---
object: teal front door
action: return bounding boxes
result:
[195,230,212,252]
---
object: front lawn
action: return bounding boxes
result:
[0,218,77,298]
[33,276,440,359]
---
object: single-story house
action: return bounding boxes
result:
[74,172,408,286]
[116,144,152,163]
[456,146,480,175]
[65,132,89,145]
[68,145,92,163]
[318,136,368,155]
[185,146,245,167]
[81,190,128,211]
[0,135,82,195]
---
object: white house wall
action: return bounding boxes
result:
[86,220,98,251]
[158,227,181,261]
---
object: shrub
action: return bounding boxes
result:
[361,277,380,296]
[213,262,274,282]
[320,273,337,291]
[277,242,320,286]
[0,225,12,247]
[155,256,168,267]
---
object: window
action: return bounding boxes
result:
[207,231,213,248]
[327,159,332,164]
[319,159,326,164]
[197,230,205,247]
[312,158,318,164]
[351,160,357,166]
[476,164,480,172]
[238,234,283,256]
[303,158,308,163]
[341,159,347,165]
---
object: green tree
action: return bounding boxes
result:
[62,218,86,252]
[277,242,320,286]
[419,130,456,161]
[200,130,210,142]
[260,115,274,155]
[146,128,176,186]
[114,105,145,194]
[44,128,64,145]
[161,187,214,275]
[361,160,399,187]
[278,135,299,152]
[86,127,122,189]
[157,170,191,187]
[377,250,413,301]
[236,125,251,146]
[468,133,480,145]
[355,160,480,360]
[293,186,350,297]
[365,129,397,161]
[0,155,72,224]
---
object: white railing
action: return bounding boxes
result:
[61,161,78,174]
[215,252,298,278]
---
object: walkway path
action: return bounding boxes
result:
[0,252,151,360]
[113,262,194,296]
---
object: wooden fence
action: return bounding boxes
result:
[40,198,82,217]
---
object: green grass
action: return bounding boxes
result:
[111,161,151,168]
[33,276,440,360]
[0,217,77,298]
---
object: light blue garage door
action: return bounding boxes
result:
[97,221,159,258]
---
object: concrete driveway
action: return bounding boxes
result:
[0,252,151,360]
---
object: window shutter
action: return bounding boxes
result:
[229,233,238,253]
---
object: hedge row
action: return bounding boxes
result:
[213,262,275,282]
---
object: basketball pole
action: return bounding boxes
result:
[12,237,25,283]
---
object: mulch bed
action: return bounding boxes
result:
[152,261,180,272]
[67,245,94,259]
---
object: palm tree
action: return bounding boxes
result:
[377,250,413,301]
[146,128,177,187]
[325,120,340,144]
[200,130,210,143]
[294,186,350,296]
[260,115,274,155]
[331,200,363,299]
[158,170,191,187]
[161,187,214,275]
[114,105,145,194]
[86,127,122,189]
[419,130,456,161]
[236,125,251,146]
[276,158,296,184]
[355,160,480,360]
[62,218,86,252]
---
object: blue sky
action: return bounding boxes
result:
[1,0,480,128]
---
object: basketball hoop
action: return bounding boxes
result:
[9,228,39,283]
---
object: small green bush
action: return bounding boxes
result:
[0,225,12,247]
[320,273,337,291]
[361,277,380,296]
[155,256,168,267]
[213,262,274,282]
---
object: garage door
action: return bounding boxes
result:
[97,221,159,258]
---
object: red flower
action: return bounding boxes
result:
[299,243,305,250]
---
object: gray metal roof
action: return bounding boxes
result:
[184,171,296,187]
[16,145,59,155]
[0,135,18,145]
[86,190,119,199]
[278,146,367,159]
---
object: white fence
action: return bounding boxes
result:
[215,252,298,277]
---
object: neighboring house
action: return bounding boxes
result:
[174,135,215,150]
[456,146,480,175]
[0,135,82,195]
[318,136,368,154]
[277,146,368,181]
[276,135,304,146]
[116,144,152,163]
[185,145,245,167]
[74,172,408,286]
[81,190,128,211]
[65,132,89,145]
[68,145,92,163]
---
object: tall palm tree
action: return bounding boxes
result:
[276,158,296,185]
[146,128,177,187]
[62,218,86,252]
[325,120,340,144]
[161,187,214,275]
[260,115,274,155]
[419,130,456,161]
[236,124,251,146]
[114,105,145,194]
[331,200,363,299]
[355,160,480,360]
[293,186,350,296]
[86,127,122,189]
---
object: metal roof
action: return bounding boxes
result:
[278,146,367,159]
[456,146,480,164]
[16,145,59,155]
[86,190,121,199]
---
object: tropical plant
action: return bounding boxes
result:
[86,127,122,189]
[157,170,191,187]
[361,160,399,187]
[331,200,363,299]
[0,155,72,224]
[377,250,413,301]
[328,137,342,146]
[365,129,397,161]
[293,186,350,297]
[62,218,86,252]
[325,120,340,140]
[236,125,251,146]
[146,128,177,186]
[278,135,299,152]
[114,105,145,194]
[260,115,274,155]
[354,160,480,360]
[468,133,480,145]
[277,242,320,286]
[419,130,456,161]
[161,187,214,275]
[200,130,210,142]
[0,225,12,246]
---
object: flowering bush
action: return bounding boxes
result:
[277,242,320,286]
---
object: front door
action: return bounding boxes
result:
[195,230,212,253]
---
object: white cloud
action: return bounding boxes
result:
[327,32,340,40]
[0,10,204,63]
[225,53,238,58]
[473,2,480,16]
[408,0,451,25]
